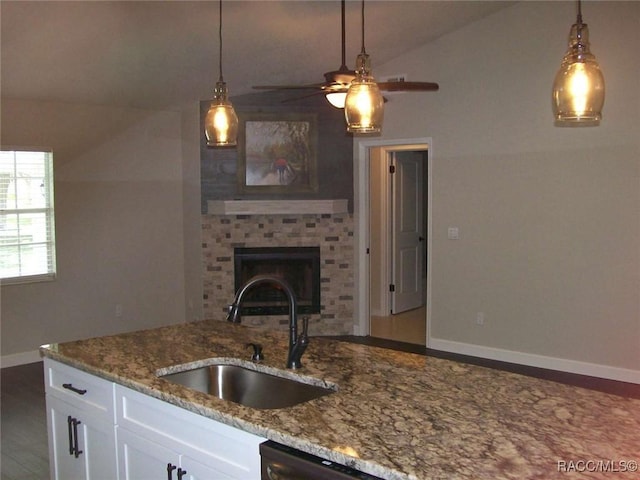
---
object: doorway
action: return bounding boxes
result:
[353,139,432,346]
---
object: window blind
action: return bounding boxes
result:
[0,150,56,283]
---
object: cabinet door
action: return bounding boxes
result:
[47,395,86,480]
[46,395,117,480]
[80,414,117,480]
[180,454,235,480]
[117,427,181,480]
[116,385,264,480]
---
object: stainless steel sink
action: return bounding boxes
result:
[159,364,334,409]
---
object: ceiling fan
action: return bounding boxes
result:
[252,0,439,106]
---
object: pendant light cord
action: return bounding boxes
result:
[576,0,583,24]
[575,0,584,41]
[360,0,366,54]
[340,0,346,67]
[218,0,224,82]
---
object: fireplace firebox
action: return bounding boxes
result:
[233,247,321,316]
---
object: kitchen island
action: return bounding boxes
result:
[40,320,640,480]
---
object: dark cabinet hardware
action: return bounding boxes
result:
[72,418,82,457]
[166,463,177,480]
[62,383,87,395]
[66,416,83,458]
[419,236,425,242]
[67,416,74,456]
[177,467,188,479]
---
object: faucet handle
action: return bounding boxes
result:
[226,303,240,323]
[246,343,264,362]
[288,318,310,369]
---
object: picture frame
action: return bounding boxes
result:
[237,112,318,193]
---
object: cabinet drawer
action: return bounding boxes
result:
[116,385,264,479]
[44,358,115,422]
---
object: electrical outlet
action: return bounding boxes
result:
[115,304,123,318]
[448,227,460,240]
[476,312,485,325]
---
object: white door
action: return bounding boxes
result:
[391,151,424,314]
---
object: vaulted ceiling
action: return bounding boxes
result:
[1,1,513,110]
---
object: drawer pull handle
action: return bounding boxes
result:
[66,416,83,458]
[62,383,87,395]
[72,418,83,458]
[67,416,74,456]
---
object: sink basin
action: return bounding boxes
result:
[159,363,334,409]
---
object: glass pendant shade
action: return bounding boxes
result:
[345,53,384,133]
[326,91,347,109]
[205,83,238,147]
[552,17,605,126]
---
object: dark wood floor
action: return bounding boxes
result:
[1,361,49,480]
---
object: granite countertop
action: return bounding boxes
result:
[40,320,640,480]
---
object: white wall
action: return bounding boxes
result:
[1,99,187,364]
[364,1,639,378]
[179,102,205,324]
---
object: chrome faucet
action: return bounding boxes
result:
[226,275,309,369]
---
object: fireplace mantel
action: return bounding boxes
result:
[207,199,349,215]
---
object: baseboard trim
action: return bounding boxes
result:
[427,338,640,385]
[1,350,42,368]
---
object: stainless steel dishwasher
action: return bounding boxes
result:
[260,441,384,480]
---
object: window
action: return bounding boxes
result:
[0,149,56,283]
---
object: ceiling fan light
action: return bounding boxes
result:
[552,2,604,126]
[345,53,384,133]
[326,91,348,108]
[205,80,239,147]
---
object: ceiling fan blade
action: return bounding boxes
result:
[378,81,440,92]
[252,84,325,90]
[279,91,330,103]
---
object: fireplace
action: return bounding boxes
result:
[233,247,321,316]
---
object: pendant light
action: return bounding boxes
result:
[552,0,605,126]
[204,0,239,146]
[344,0,384,134]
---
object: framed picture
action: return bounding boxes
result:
[238,113,318,193]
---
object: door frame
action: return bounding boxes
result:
[353,137,433,346]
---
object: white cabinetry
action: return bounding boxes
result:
[44,359,265,480]
[117,427,234,480]
[44,358,117,480]
[115,385,264,480]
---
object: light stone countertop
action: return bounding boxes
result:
[40,320,640,480]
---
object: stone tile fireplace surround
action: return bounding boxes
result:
[201,205,355,335]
